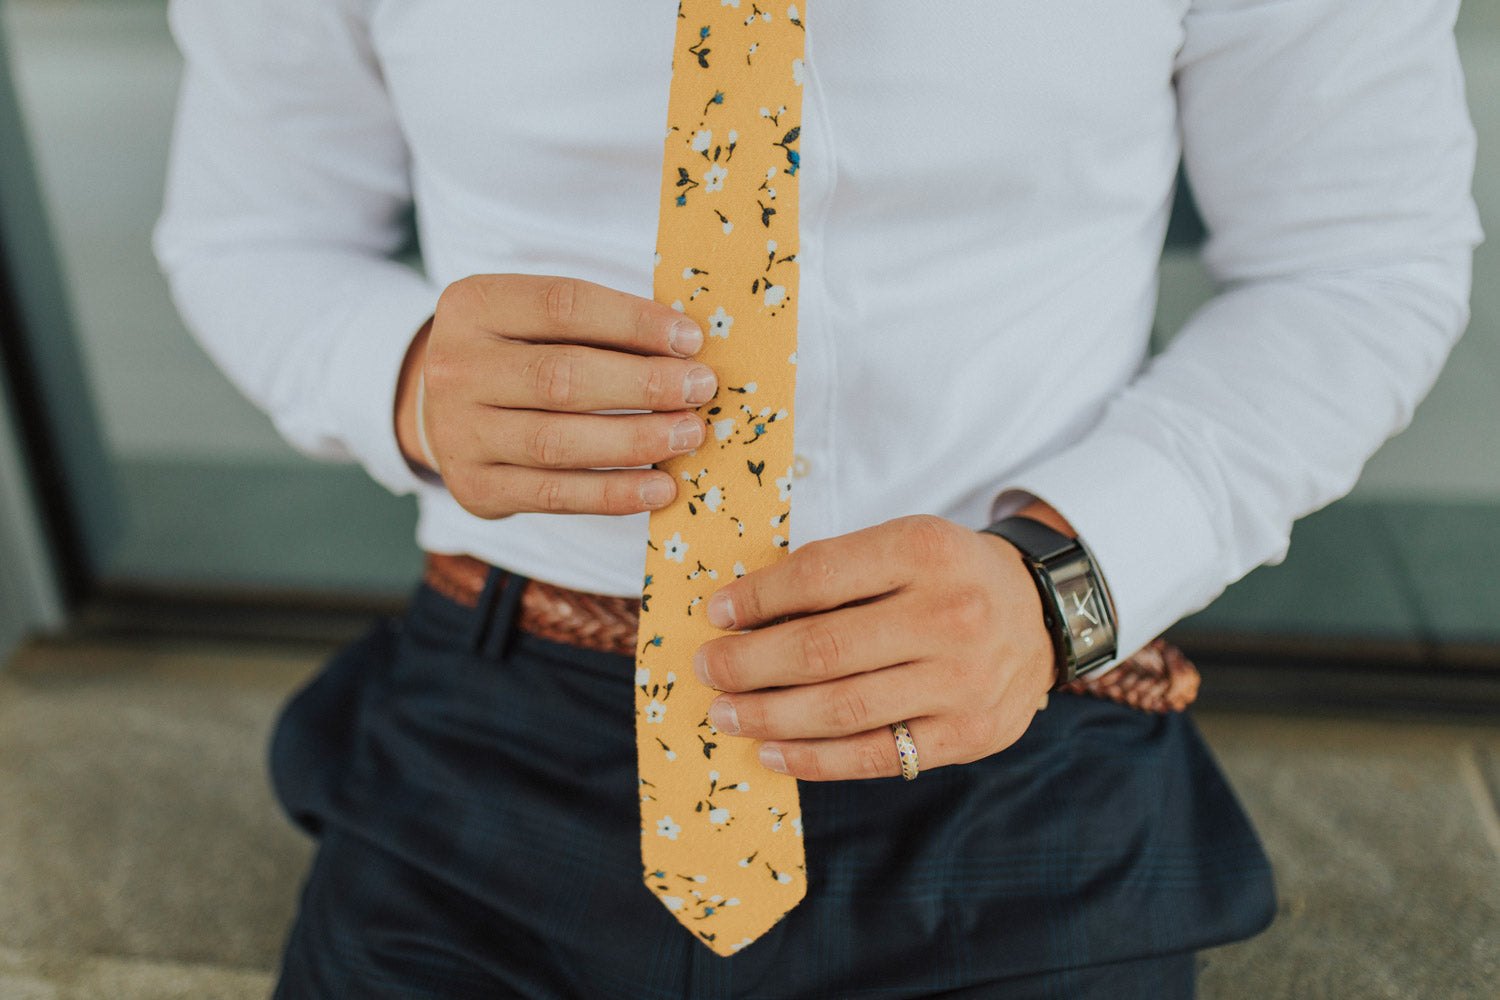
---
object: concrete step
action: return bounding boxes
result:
[2,638,1498,998]
[0,947,273,1000]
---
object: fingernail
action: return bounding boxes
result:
[668,416,703,453]
[759,746,787,774]
[639,477,673,508]
[684,367,717,405]
[692,648,713,687]
[709,699,739,735]
[706,592,735,629]
[669,320,703,357]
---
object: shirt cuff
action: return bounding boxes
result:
[322,274,441,497]
[992,431,1223,663]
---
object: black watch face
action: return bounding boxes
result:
[1055,570,1114,659]
[1062,578,1110,656]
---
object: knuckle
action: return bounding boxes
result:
[731,582,763,627]
[530,352,579,408]
[540,277,578,326]
[855,740,891,780]
[446,483,481,517]
[631,421,666,464]
[435,276,479,323]
[731,697,767,736]
[799,622,846,680]
[901,514,960,565]
[783,745,827,782]
[531,476,569,513]
[790,545,838,600]
[634,301,662,348]
[525,421,568,468]
[449,471,506,520]
[474,499,514,520]
[822,686,870,733]
[640,363,671,407]
[422,349,459,394]
[444,467,480,506]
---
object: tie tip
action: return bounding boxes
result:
[647,877,807,957]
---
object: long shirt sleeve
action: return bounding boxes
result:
[154,0,441,496]
[1005,0,1481,656]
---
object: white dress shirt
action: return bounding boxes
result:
[155,0,1480,661]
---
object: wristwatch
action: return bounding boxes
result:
[980,516,1118,685]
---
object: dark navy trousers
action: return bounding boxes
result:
[269,573,1275,998]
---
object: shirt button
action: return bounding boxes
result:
[792,454,812,479]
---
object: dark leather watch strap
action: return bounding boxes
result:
[981,516,1076,563]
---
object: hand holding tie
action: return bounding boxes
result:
[394,273,714,519]
[693,514,1057,782]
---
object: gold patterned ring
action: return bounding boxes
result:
[891,720,920,781]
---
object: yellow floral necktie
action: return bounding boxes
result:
[637,0,808,958]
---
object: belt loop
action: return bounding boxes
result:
[472,567,527,662]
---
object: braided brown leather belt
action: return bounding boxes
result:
[423,552,1199,714]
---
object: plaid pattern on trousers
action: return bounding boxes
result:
[269,570,1275,999]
